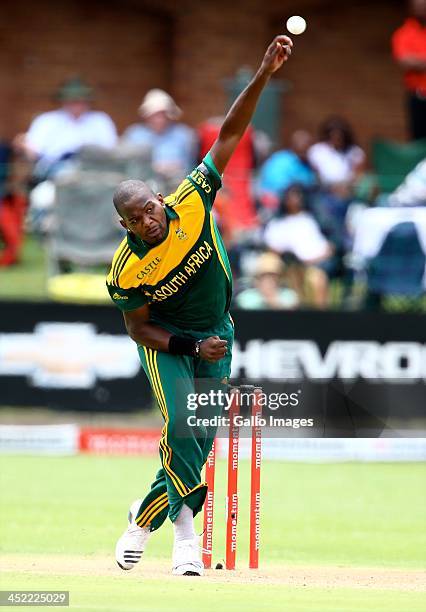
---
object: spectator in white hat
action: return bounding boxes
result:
[122,89,197,188]
[235,252,299,310]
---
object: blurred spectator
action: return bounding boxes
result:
[263,184,334,307]
[258,130,316,208]
[14,78,117,180]
[392,0,426,140]
[388,158,426,206]
[235,251,299,309]
[0,142,26,266]
[122,89,196,189]
[307,116,366,189]
[198,117,259,240]
[307,116,366,278]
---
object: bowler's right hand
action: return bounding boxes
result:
[260,35,293,75]
[200,336,228,362]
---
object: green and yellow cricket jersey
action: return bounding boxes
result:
[106,154,232,331]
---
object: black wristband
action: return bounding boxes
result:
[168,335,198,356]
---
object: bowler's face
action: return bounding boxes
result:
[120,190,168,245]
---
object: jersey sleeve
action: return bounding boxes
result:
[188,151,222,211]
[106,282,148,312]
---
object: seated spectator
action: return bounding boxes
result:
[263,184,334,307]
[14,78,117,180]
[310,188,353,255]
[307,117,366,279]
[258,130,317,209]
[235,252,299,310]
[308,116,366,190]
[122,89,196,191]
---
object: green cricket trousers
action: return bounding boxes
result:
[133,312,234,529]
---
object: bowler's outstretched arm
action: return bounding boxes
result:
[209,35,293,175]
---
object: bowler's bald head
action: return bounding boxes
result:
[113,179,153,217]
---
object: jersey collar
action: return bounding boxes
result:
[165,204,179,221]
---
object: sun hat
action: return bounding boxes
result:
[56,77,93,102]
[255,252,284,277]
[139,89,182,120]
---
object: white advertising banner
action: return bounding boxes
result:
[0,424,79,455]
[219,437,426,462]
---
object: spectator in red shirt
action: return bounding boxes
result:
[392,0,426,140]
[198,117,260,241]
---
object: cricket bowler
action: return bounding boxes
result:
[106,35,293,576]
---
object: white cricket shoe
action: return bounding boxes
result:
[172,536,204,576]
[115,499,151,570]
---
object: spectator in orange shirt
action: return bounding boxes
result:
[392,0,426,140]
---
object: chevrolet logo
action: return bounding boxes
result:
[0,323,140,389]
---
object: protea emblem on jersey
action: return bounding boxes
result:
[175,227,188,241]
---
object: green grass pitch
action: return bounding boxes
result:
[0,455,425,611]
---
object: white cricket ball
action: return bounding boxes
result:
[286,15,307,35]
